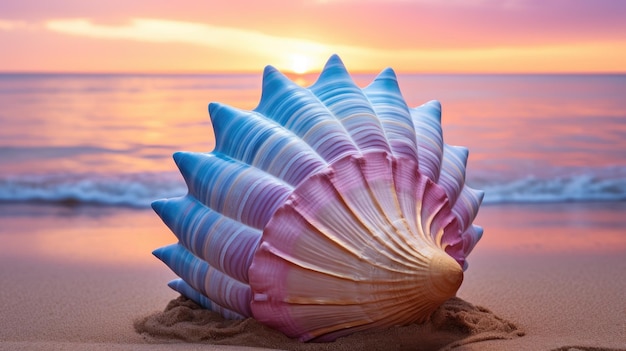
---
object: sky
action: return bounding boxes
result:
[1,0,625,73]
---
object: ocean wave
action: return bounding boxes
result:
[478,173,626,204]
[0,173,187,208]
[1,172,625,208]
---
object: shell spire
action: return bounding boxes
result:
[152,55,483,341]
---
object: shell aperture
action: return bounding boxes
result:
[152,55,484,342]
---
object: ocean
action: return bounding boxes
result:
[1,72,625,207]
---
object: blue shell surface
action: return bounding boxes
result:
[152,55,484,341]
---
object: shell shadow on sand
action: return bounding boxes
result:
[134,295,524,351]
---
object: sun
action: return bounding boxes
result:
[288,54,313,74]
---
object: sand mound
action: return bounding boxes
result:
[134,296,524,351]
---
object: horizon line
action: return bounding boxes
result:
[1,70,625,76]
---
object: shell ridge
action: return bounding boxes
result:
[281,170,425,271]
[348,153,423,262]
[294,159,430,269]
[391,156,421,236]
[285,209,421,275]
[411,101,444,182]
[153,243,253,317]
[412,173,437,245]
[260,241,422,283]
[294,286,436,342]
[255,67,360,163]
[362,68,419,164]
[271,204,395,275]
[412,172,465,263]
[211,103,328,186]
[282,278,441,306]
[212,162,290,229]
[311,57,392,155]
[419,179,451,244]
[420,180,460,249]
[272,148,327,187]
[152,195,260,283]
[355,153,432,261]
[215,224,261,283]
[445,185,484,268]
[283,283,436,305]
[443,224,483,270]
[251,247,442,342]
[175,151,293,230]
[437,144,469,207]
[433,208,460,249]
[451,185,484,232]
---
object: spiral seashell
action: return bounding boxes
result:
[152,55,484,342]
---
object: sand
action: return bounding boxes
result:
[134,296,522,350]
[0,203,625,350]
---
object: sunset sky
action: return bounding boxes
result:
[1,0,625,73]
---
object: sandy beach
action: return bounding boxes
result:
[2,1,626,349]
[1,202,625,351]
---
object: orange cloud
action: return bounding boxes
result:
[36,17,626,73]
[44,18,337,73]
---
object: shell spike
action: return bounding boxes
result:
[207,102,252,155]
[208,102,244,134]
[456,146,469,164]
[369,67,399,89]
[255,65,360,163]
[310,56,390,155]
[466,186,485,212]
[437,145,470,206]
[150,197,188,236]
[258,65,294,108]
[420,100,442,122]
[172,151,202,189]
[326,53,343,65]
[378,67,398,80]
[208,101,220,117]
[451,185,484,233]
[474,188,485,204]
[151,198,168,218]
[151,244,168,261]
[459,224,484,270]
[363,66,417,163]
[262,64,280,82]
[322,54,346,71]
[411,101,444,182]
[207,102,229,146]
[316,54,351,83]
[172,151,190,171]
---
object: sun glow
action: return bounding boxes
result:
[289,54,313,74]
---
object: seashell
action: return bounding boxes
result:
[152,55,484,342]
